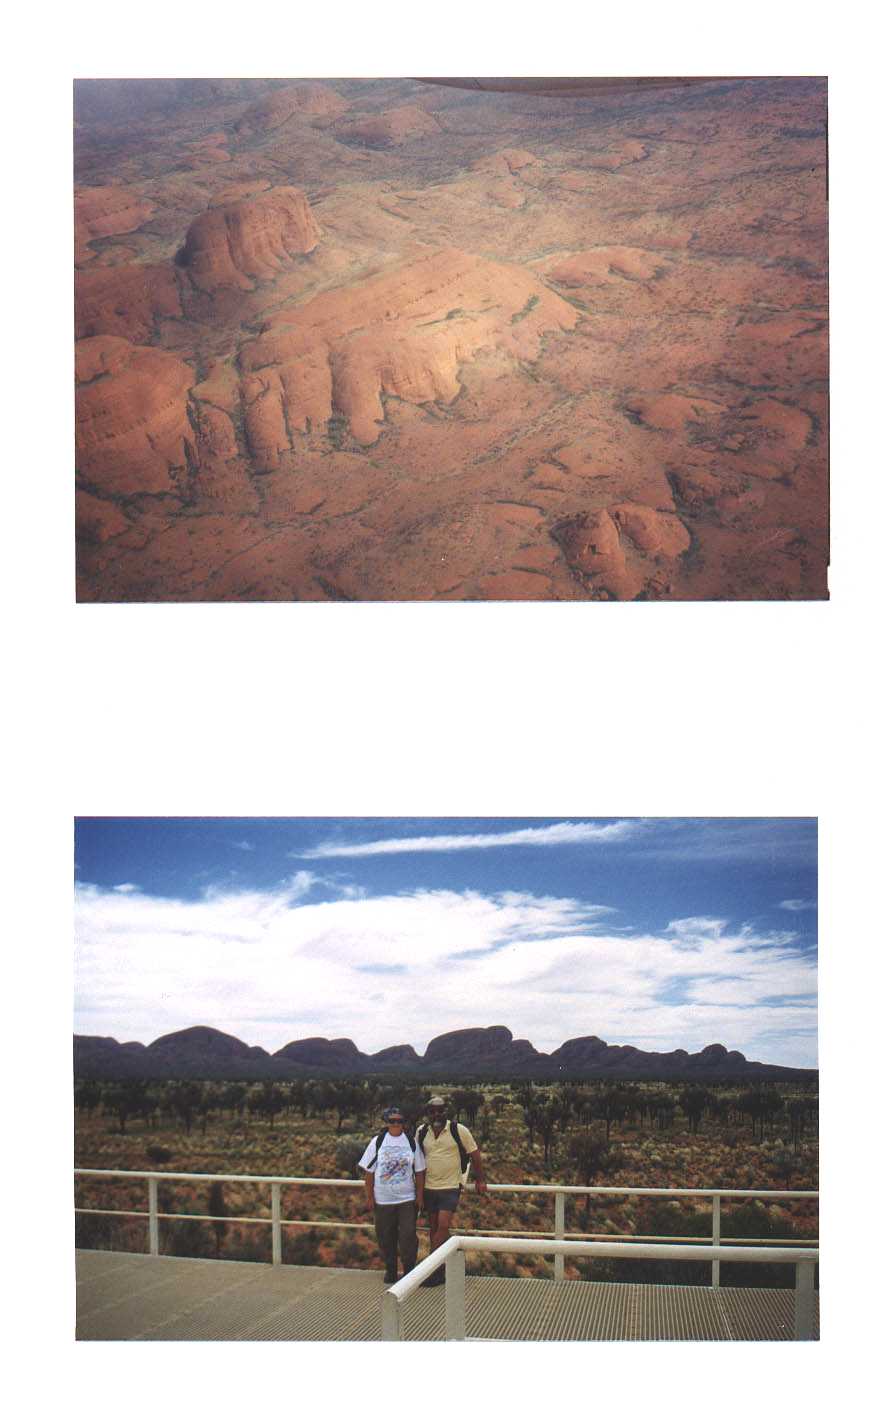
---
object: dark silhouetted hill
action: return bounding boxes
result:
[73,1023,816,1082]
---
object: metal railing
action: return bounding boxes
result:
[382,1235,820,1342]
[74,1168,817,1289]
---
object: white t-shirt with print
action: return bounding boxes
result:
[358,1131,426,1204]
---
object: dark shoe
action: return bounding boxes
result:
[423,1267,445,1286]
[383,1264,398,1284]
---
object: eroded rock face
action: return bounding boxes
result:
[335,105,441,147]
[74,263,182,341]
[74,184,155,264]
[551,245,670,287]
[234,82,348,134]
[180,186,320,292]
[424,1025,514,1064]
[553,502,691,599]
[75,336,195,497]
[238,247,578,459]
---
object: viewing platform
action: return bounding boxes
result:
[76,1249,819,1342]
[75,1169,819,1342]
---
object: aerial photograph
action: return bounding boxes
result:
[74,76,828,602]
[74,817,818,1340]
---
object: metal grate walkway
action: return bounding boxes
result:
[76,1250,820,1342]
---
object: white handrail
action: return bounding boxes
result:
[74,1169,819,1198]
[382,1236,819,1342]
[74,1169,818,1291]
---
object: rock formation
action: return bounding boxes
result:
[73,1024,816,1082]
[73,76,828,602]
[180,187,320,292]
[74,184,156,264]
[238,247,578,459]
[75,336,195,497]
[234,82,348,135]
[74,263,183,342]
[335,105,441,147]
[273,1036,368,1071]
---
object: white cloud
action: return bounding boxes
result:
[113,883,140,894]
[779,898,816,912]
[296,819,639,859]
[74,881,817,1067]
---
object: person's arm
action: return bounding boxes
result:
[357,1139,376,1212]
[469,1147,488,1194]
[414,1141,426,1209]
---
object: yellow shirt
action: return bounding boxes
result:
[418,1121,478,1190]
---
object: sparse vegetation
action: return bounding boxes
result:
[511,295,540,324]
[74,1075,818,1285]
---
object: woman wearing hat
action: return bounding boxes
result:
[358,1107,426,1284]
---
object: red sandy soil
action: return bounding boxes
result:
[74,77,828,601]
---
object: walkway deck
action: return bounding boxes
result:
[76,1250,819,1341]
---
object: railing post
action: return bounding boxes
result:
[445,1247,466,1340]
[271,1182,282,1266]
[148,1176,159,1256]
[554,1193,565,1281]
[794,1259,816,1341]
[382,1291,401,1341]
[711,1195,721,1288]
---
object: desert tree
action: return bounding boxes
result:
[530,1099,562,1169]
[564,1128,623,1230]
[221,1082,247,1119]
[678,1086,711,1133]
[592,1087,627,1144]
[168,1081,203,1135]
[75,1080,101,1117]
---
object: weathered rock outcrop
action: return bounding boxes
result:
[553,501,691,600]
[550,245,669,287]
[149,1026,254,1059]
[74,184,155,264]
[372,1044,424,1068]
[180,186,320,292]
[273,1037,369,1072]
[75,336,195,497]
[335,105,441,148]
[73,1022,816,1082]
[234,83,347,135]
[75,263,182,342]
[238,246,578,460]
[424,1025,514,1064]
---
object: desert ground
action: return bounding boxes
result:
[74,77,828,601]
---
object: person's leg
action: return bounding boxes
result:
[396,1199,418,1275]
[374,1204,399,1280]
[425,1203,440,1249]
[430,1207,454,1251]
[426,1199,456,1284]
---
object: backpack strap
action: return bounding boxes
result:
[367,1127,388,1170]
[450,1119,470,1173]
[417,1122,429,1150]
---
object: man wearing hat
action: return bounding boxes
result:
[358,1106,426,1284]
[417,1095,488,1285]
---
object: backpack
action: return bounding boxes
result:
[417,1119,470,1174]
[366,1126,416,1170]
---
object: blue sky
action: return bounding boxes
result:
[74,817,817,1067]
